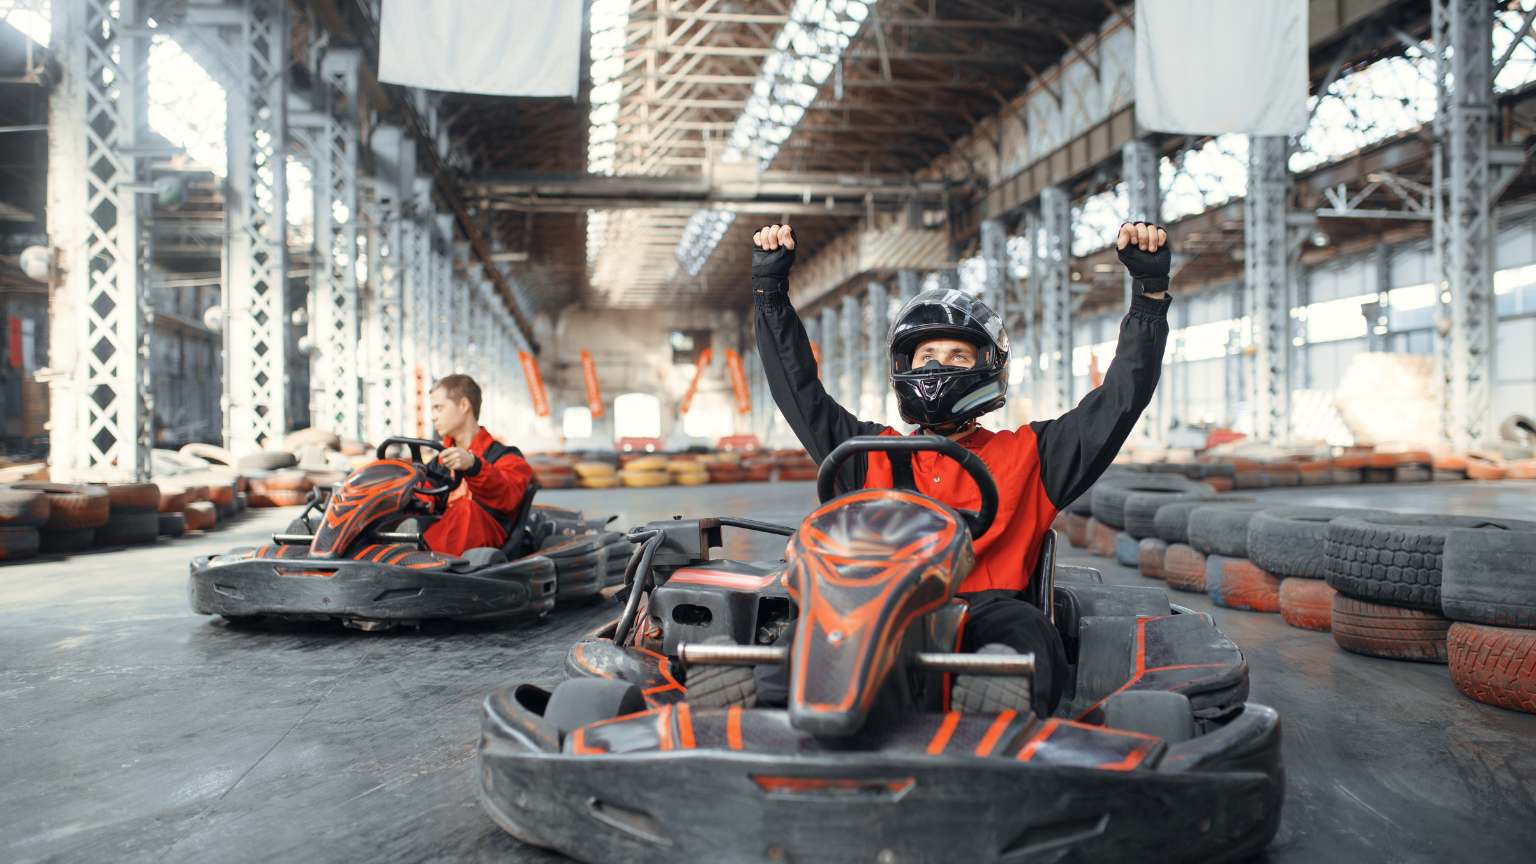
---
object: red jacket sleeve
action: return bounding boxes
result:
[464,450,533,512]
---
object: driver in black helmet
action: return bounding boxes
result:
[750,221,1172,716]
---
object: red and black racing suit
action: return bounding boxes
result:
[422,426,535,557]
[753,278,1171,714]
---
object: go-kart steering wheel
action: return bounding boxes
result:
[377,436,460,500]
[816,435,1000,539]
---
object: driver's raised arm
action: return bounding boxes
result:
[752,224,885,471]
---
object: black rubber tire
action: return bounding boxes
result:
[1090,475,1203,529]
[157,511,186,538]
[40,527,95,553]
[685,663,759,709]
[1065,466,1138,517]
[1153,499,1218,545]
[1123,491,1207,539]
[0,487,50,528]
[1442,529,1536,628]
[1102,690,1195,742]
[1324,514,1536,612]
[543,679,645,740]
[94,508,160,547]
[951,644,1034,714]
[1247,507,1387,580]
[1187,503,1267,558]
[0,526,41,561]
[1394,465,1432,483]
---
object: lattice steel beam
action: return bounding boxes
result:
[819,305,838,407]
[1122,137,1160,310]
[1442,0,1495,448]
[1246,136,1292,442]
[362,141,406,444]
[1038,186,1073,418]
[225,0,290,453]
[46,0,153,480]
[311,48,362,440]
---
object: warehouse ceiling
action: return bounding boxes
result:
[440,0,1128,312]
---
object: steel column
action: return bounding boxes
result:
[864,282,888,421]
[1122,138,1161,308]
[1246,136,1292,442]
[818,305,838,405]
[310,49,362,440]
[1012,209,1041,423]
[980,218,1009,321]
[362,167,405,444]
[896,269,921,307]
[1038,186,1073,417]
[224,0,290,453]
[1441,0,1495,447]
[46,0,153,480]
[840,294,860,409]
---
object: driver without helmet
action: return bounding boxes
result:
[750,222,1173,716]
[420,374,536,556]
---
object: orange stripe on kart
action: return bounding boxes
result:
[926,711,962,756]
[726,706,744,750]
[974,710,1017,757]
[1015,718,1062,762]
[675,702,696,750]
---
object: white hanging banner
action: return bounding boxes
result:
[1134,0,1309,136]
[378,0,582,98]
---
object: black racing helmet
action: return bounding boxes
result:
[888,288,1010,430]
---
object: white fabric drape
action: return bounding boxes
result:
[1134,0,1309,136]
[378,0,582,98]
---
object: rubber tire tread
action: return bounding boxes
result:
[1087,518,1117,557]
[1447,623,1536,714]
[106,482,160,510]
[158,511,187,538]
[1123,491,1207,539]
[1331,594,1450,663]
[0,487,49,527]
[951,645,1034,714]
[1247,507,1386,579]
[14,483,110,530]
[1187,503,1267,558]
[1324,514,1536,612]
[95,508,160,546]
[1090,475,1203,529]
[685,662,759,709]
[1279,578,1335,631]
[1137,538,1168,580]
[40,527,95,553]
[0,525,41,561]
[1441,529,1536,627]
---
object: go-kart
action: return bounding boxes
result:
[476,436,1283,863]
[189,437,629,630]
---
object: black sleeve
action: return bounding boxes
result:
[753,281,885,492]
[1029,292,1171,510]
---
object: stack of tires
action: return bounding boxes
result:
[1087,472,1203,563]
[156,484,188,538]
[0,485,49,562]
[1248,507,1376,632]
[14,483,110,553]
[1442,527,1536,714]
[574,461,620,489]
[96,483,162,547]
[618,456,670,488]
[1322,514,1536,663]
[668,457,710,487]
[1122,490,1210,579]
[1187,503,1279,612]
[1153,498,1224,594]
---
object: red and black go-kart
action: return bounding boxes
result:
[189,437,630,630]
[476,436,1282,863]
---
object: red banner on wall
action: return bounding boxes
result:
[519,351,551,417]
[580,350,605,418]
[678,347,713,415]
[725,348,751,415]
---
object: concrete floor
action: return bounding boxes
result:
[2,479,1535,863]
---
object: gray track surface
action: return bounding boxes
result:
[3,480,1535,863]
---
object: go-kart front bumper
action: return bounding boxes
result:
[189,552,557,625]
[476,688,1282,864]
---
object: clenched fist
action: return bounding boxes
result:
[438,446,477,473]
[751,224,797,293]
[1115,221,1171,297]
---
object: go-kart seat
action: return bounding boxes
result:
[498,481,544,559]
[1022,530,1057,620]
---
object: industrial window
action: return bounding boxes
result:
[562,407,593,439]
[614,393,661,439]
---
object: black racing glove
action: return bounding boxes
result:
[1116,223,1171,295]
[751,232,797,294]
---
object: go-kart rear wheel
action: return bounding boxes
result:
[952,644,1034,714]
[685,636,759,709]
[545,679,645,739]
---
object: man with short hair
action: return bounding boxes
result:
[750,221,1172,715]
[420,374,536,556]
